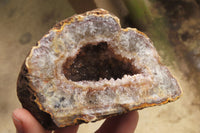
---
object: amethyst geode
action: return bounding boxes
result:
[17,9,182,130]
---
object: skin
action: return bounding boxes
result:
[12,108,138,133]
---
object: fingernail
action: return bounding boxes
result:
[12,112,24,133]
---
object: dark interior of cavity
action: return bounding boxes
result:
[62,42,140,81]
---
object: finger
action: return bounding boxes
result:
[95,111,139,133]
[12,108,51,133]
[54,125,79,133]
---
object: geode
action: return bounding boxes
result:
[17,9,182,130]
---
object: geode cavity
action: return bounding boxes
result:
[17,9,182,130]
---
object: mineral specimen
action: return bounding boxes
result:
[17,8,182,130]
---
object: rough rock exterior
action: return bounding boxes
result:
[17,9,182,130]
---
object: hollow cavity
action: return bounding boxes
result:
[63,42,139,81]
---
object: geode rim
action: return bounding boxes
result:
[17,8,182,130]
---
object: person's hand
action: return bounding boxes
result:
[12,108,138,133]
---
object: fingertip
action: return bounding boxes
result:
[54,125,79,133]
[12,108,49,133]
[95,111,139,133]
[12,109,24,133]
[125,111,139,124]
[115,111,139,133]
[124,111,139,131]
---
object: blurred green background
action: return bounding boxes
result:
[0,0,200,132]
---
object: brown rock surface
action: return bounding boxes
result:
[17,9,182,130]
